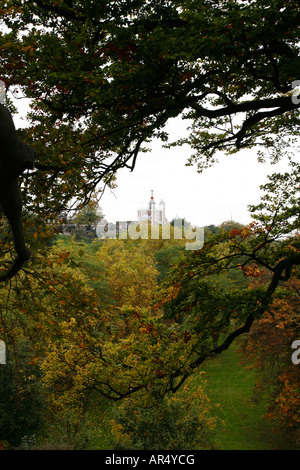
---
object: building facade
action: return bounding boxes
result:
[137,190,167,226]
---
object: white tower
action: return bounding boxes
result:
[149,190,155,209]
[148,190,155,223]
[137,191,167,225]
[159,199,166,224]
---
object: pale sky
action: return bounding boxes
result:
[98,117,294,228]
[13,99,295,228]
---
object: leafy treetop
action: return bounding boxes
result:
[0,0,299,215]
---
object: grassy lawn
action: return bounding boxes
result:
[202,342,299,450]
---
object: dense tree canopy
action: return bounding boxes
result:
[0,0,299,217]
[0,0,299,449]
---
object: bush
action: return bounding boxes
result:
[0,344,43,448]
[109,379,218,450]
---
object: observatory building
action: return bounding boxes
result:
[137,190,167,226]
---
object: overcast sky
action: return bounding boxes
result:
[13,99,295,229]
[97,117,294,228]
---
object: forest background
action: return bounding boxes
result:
[0,0,299,451]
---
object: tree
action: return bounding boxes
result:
[0,0,299,435]
[0,238,108,446]
[0,0,299,222]
[69,199,104,240]
[0,339,43,448]
[239,275,300,434]
[155,165,300,393]
[219,220,244,233]
[96,238,159,309]
[109,378,218,450]
[71,200,104,227]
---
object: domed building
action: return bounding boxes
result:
[137,190,167,226]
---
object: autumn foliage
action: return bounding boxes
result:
[240,276,300,432]
[0,0,299,450]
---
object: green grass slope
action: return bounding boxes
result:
[202,344,299,450]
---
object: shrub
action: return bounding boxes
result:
[109,378,218,450]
